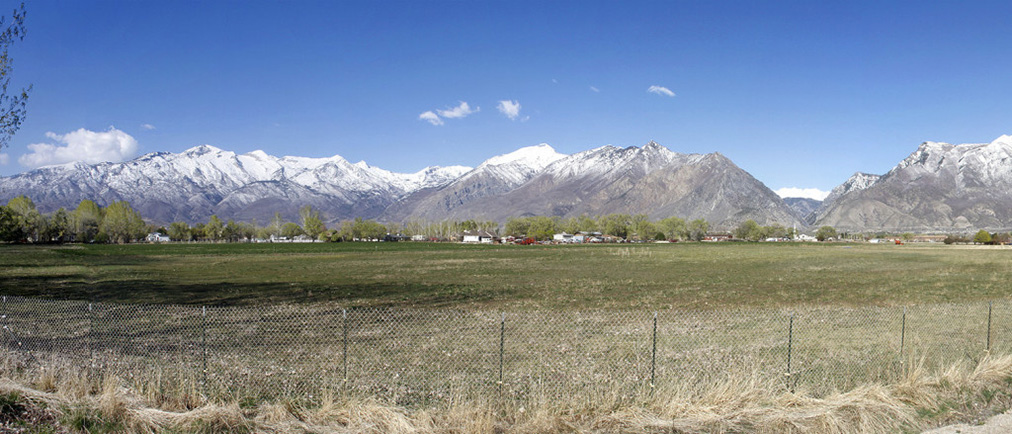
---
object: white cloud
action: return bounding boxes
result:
[589,86,600,93]
[437,101,479,119]
[775,187,830,201]
[497,100,522,120]
[418,111,443,126]
[0,153,8,165]
[648,85,676,97]
[18,127,139,168]
[141,123,156,130]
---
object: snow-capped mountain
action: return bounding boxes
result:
[380,144,567,221]
[799,172,881,224]
[382,141,801,227]
[0,145,470,224]
[0,141,801,228]
[816,135,1012,231]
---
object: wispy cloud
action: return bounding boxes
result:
[589,86,600,93]
[437,101,479,119]
[0,153,8,165]
[418,111,444,126]
[774,187,830,201]
[18,127,139,168]
[141,123,156,130]
[497,100,522,120]
[647,85,676,97]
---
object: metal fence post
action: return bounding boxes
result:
[900,306,906,360]
[498,313,505,396]
[787,313,794,392]
[987,301,993,352]
[342,308,348,386]
[201,306,207,396]
[87,303,93,368]
[650,311,657,391]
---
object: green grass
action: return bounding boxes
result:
[2,242,1012,309]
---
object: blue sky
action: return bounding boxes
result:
[2,1,1011,199]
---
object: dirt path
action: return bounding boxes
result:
[923,412,1012,434]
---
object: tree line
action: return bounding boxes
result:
[0,196,327,244]
[0,196,727,244]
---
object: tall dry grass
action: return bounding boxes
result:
[4,353,1012,433]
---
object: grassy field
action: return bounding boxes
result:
[1,241,1011,308]
[4,242,1012,432]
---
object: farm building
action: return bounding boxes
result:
[146,232,170,243]
[462,230,497,244]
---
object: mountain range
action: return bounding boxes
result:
[2,135,1012,232]
[812,135,1012,231]
[0,142,800,229]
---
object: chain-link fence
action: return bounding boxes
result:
[0,296,1007,406]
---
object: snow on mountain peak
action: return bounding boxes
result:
[991,134,1012,146]
[479,143,566,168]
[184,144,225,155]
[245,150,270,160]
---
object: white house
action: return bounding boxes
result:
[462,230,496,244]
[146,232,171,243]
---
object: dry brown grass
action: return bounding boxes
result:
[3,354,1012,433]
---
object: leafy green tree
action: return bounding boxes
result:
[687,219,709,241]
[167,221,191,241]
[204,215,224,241]
[769,224,787,239]
[43,207,69,242]
[281,222,304,239]
[459,219,478,232]
[559,217,580,234]
[99,201,145,243]
[901,232,915,242]
[526,216,558,240]
[504,217,531,237]
[629,214,655,241]
[577,215,598,232]
[658,216,686,241]
[599,213,630,238]
[973,229,992,245]
[5,195,39,242]
[734,219,760,241]
[236,221,256,242]
[191,223,206,241]
[222,219,240,242]
[0,3,30,149]
[0,205,14,242]
[993,232,1011,245]
[71,199,102,243]
[299,205,325,241]
[815,225,837,242]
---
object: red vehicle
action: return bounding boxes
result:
[519,237,537,245]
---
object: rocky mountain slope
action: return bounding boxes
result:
[783,197,821,222]
[815,135,1012,231]
[383,142,801,228]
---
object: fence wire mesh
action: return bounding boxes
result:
[0,296,1008,406]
